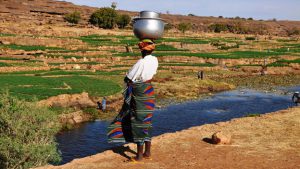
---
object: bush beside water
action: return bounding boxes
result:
[0,92,61,169]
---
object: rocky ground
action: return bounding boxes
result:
[37,107,300,169]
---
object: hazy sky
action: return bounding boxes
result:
[60,0,300,21]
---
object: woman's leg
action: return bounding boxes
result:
[136,143,144,161]
[144,141,151,157]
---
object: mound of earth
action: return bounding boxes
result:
[37,107,300,169]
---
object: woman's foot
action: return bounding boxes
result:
[143,153,152,159]
[128,156,144,163]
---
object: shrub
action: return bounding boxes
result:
[178,23,192,33]
[0,92,61,169]
[89,8,118,29]
[208,23,228,33]
[164,23,173,31]
[64,11,81,24]
[245,37,256,40]
[188,14,196,17]
[116,14,131,29]
[287,28,300,36]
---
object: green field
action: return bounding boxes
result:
[0,75,122,100]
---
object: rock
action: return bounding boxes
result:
[73,64,81,70]
[211,131,231,144]
[0,40,10,45]
[71,57,77,62]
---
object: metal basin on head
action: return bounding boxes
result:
[133,11,166,40]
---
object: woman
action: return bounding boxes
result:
[107,39,158,162]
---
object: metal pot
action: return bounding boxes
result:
[139,11,160,19]
[133,11,166,40]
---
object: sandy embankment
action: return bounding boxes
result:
[37,107,300,169]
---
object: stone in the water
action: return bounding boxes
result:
[212,131,231,144]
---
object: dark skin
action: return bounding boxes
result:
[134,49,153,161]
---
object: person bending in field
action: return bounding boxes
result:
[107,39,158,162]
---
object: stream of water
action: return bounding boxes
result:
[56,87,299,164]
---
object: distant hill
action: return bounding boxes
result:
[0,0,300,36]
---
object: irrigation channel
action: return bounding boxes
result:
[56,86,300,164]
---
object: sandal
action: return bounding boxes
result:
[143,155,152,160]
[128,157,144,164]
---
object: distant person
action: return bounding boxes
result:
[107,39,158,162]
[198,71,204,80]
[292,92,300,106]
[96,101,102,110]
[102,97,107,112]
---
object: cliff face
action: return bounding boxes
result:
[0,0,300,36]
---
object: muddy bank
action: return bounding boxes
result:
[37,107,300,169]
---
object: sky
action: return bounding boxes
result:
[60,0,300,21]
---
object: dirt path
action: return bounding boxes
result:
[37,107,300,169]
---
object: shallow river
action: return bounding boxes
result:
[56,87,299,164]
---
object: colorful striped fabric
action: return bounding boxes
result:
[107,82,155,144]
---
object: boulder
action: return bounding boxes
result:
[212,131,231,144]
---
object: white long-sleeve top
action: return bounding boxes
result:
[127,55,158,82]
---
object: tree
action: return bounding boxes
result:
[0,92,61,169]
[64,11,81,24]
[116,14,131,29]
[178,23,192,33]
[111,2,117,9]
[89,8,118,29]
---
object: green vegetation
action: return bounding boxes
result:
[277,59,300,64]
[0,62,11,67]
[0,44,63,51]
[64,11,81,24]
[209,23,228,33]
[161,63,216,67]
[0,33,16,37]
[0,75,122,100]
[156,44,188,51]
[89,8,118,29]
[245,37,256,41]
[116,50,284,59]
[0,92,61,169]
[116,14,131,29]
[178,23,192,33]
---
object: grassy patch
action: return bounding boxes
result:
[0,62,11,67]
[0,33,16,37]
[115,50,283,59]
[161,63,216,67]
[156,44,188,51]
[1,44,64,51]
[0,75,122,100]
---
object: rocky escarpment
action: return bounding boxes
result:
[0,0,300,36]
